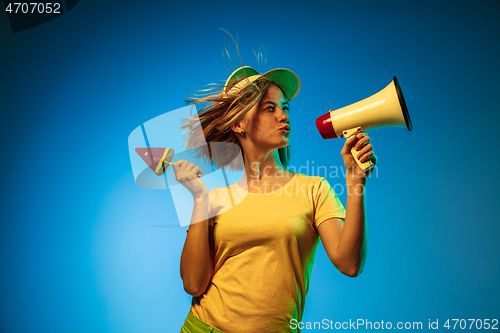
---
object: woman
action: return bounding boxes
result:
[174,66,376,333]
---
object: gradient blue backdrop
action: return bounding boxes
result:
[1,0,499,332]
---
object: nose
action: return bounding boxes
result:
[277,106,289,122]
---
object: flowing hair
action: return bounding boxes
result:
[181,77,291,171]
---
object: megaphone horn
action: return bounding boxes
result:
[316,76,412,171]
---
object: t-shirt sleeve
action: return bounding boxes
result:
[313,177,346,230]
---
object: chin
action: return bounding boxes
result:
[278,138,290,148]
[260,136,289,149]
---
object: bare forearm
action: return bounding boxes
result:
[180,194,213,296]
[337,178,368,276]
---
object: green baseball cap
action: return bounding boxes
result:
[224,66,301,101]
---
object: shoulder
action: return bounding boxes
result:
[208,183,245,217]
[208,186,229,200]
[208,186,233,209]
[291,174,342,204]
[208,182,244,200]
[293,173,329,187]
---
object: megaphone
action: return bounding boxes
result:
[315,76,412,171]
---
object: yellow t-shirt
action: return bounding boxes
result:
[190,173,346,333]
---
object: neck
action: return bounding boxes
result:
[239,148,288,187]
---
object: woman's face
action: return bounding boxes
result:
[242,84,291,150]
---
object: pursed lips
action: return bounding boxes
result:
[279,125,290,134]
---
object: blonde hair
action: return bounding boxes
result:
[182,77,291,170]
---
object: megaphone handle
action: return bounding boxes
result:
[343,127,374,172]
[350,146,373,171]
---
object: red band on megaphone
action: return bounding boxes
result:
[315,111,338,139]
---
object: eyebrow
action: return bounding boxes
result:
[261,101,290,107]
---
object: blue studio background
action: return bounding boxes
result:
[1,0,499,332]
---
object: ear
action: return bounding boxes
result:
[231,119,245,135]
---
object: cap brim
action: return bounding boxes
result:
[262,68,301,101]
[225,66,260,93]
[225,66,301,101]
